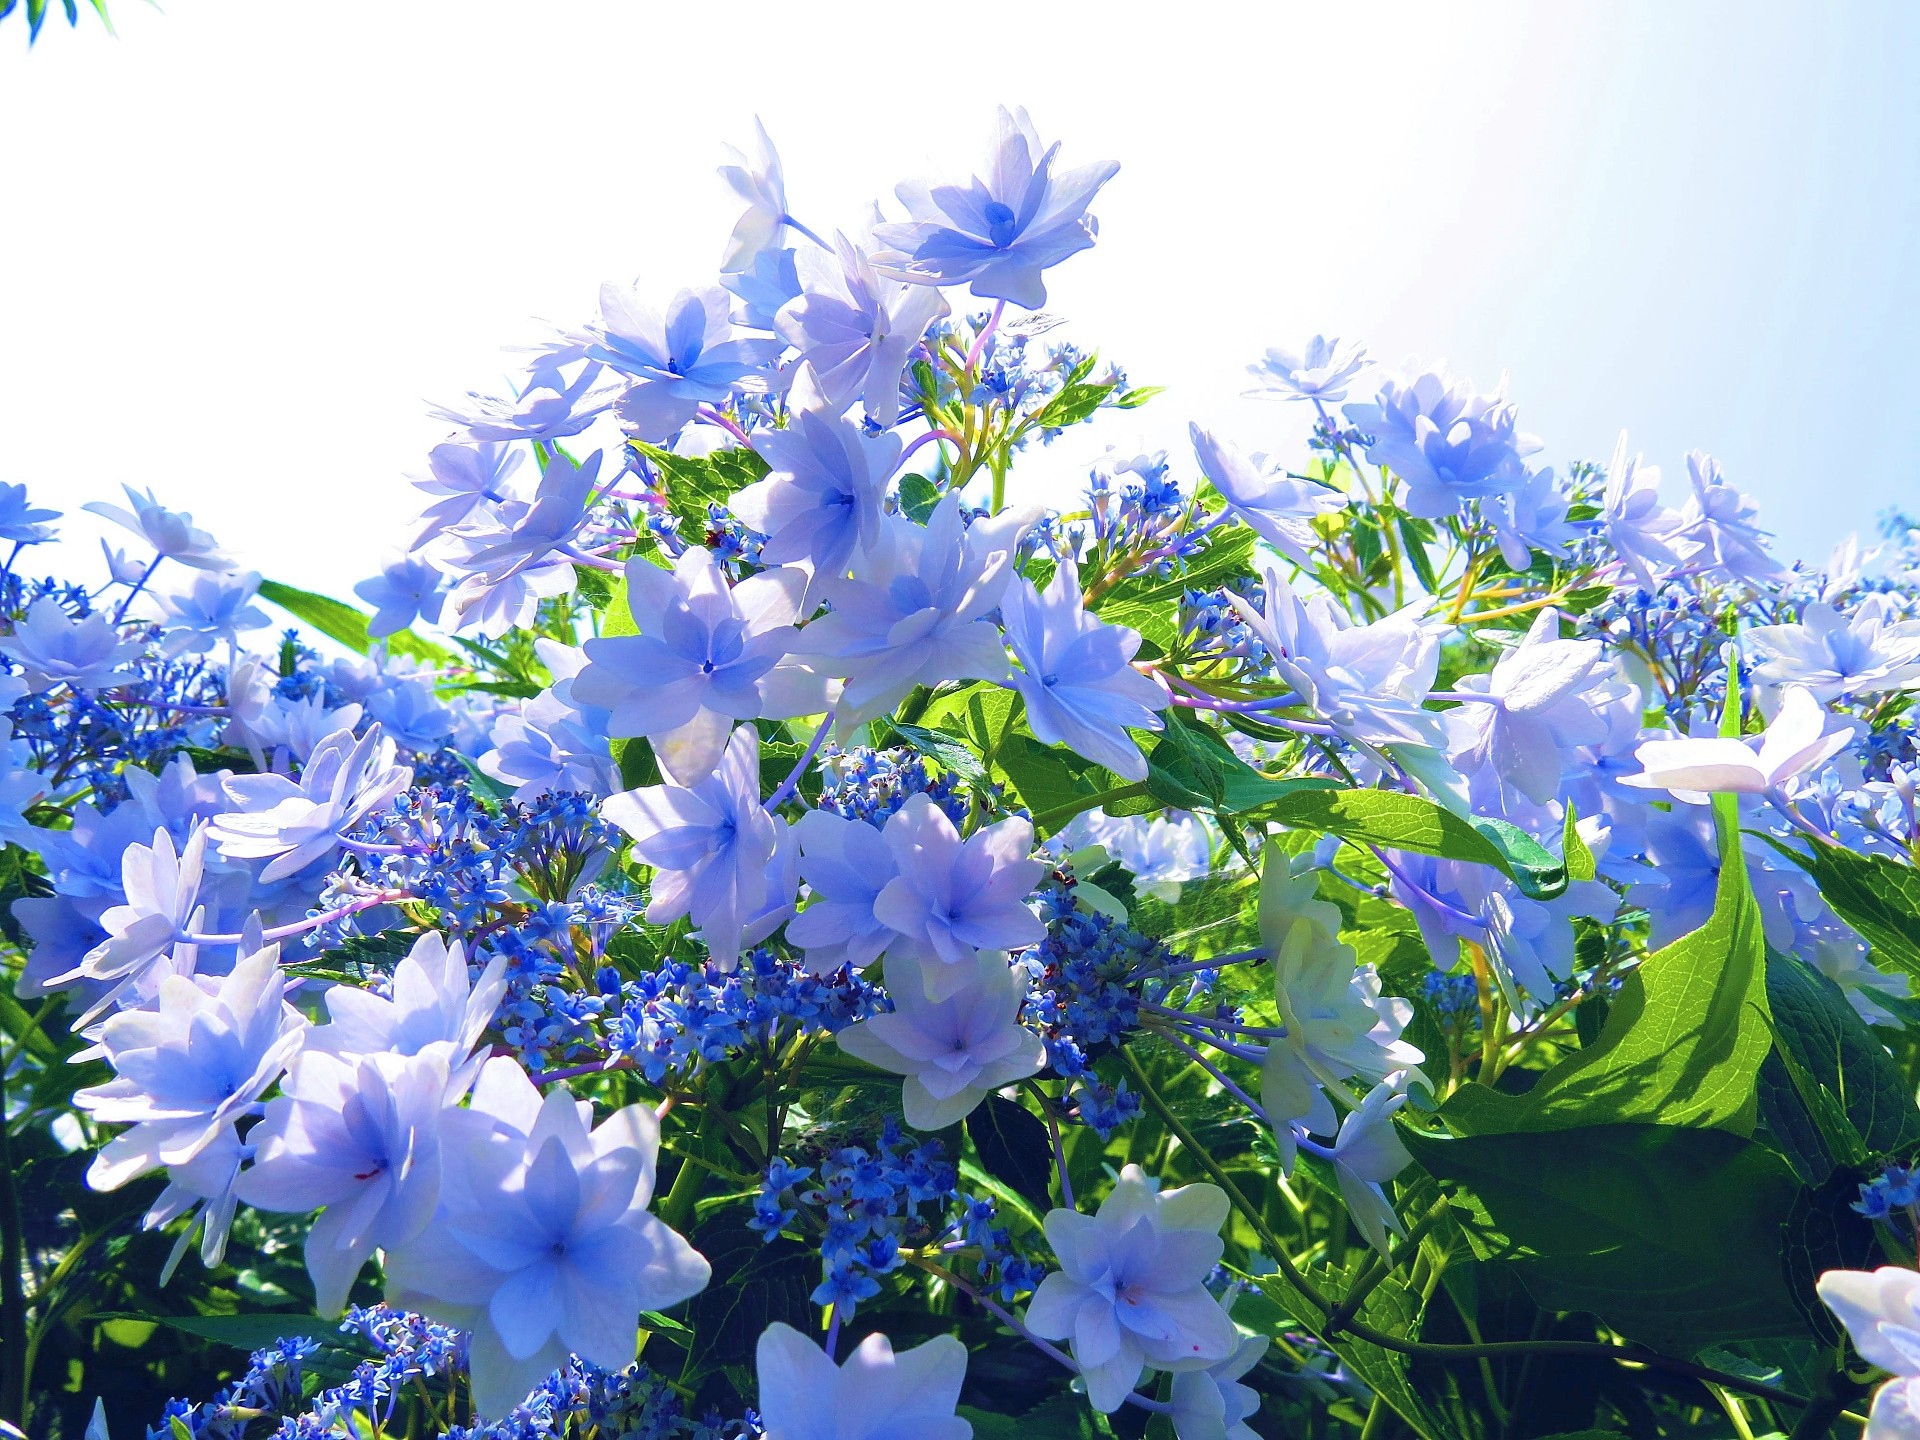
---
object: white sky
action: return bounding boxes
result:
[3,1,1917,600]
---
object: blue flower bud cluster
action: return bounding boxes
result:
[594,947,887,1084]
[1019,881,1169,1136]
[148,1303,759,1440]
[1854,1164,1920,1221]
[1422,971,1480,1021]
[816,744,965,828]
[150,1305,462,1440]
[754,1119,1045,1320]
[8,635,225,802]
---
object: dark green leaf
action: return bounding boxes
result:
[1242,1262,1454,1440]
[137,1311,349,1350]
[1756,950,1920,1183]
[883,720,989,785]
[1781,1168,1880,1345]
[1144,714,1342,817]
[966,1095,1055,1215]
[683,1215,817,1377]
[257,578,450,665]
[1406,1124,1808,1352]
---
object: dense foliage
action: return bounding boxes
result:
[8,110,1920,1440]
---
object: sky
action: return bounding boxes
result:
[3,1,1917,601]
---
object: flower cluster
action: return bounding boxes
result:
[13,105,1920,1440]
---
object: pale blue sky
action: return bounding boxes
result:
[2,2,1916,594]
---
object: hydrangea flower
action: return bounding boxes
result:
[234,1045,453,1315]
[794,496,1018,727]
[1343,369,1540,520]
[873,106,1118,309]
[209,724,413,881]
[778,232,950,424]
[1023,1164,1239,1412]
[870,795,1047,997]
[1188,424,1344,566]
[585,285,781,439]
[83,484,229,570]
[1001,557,1167,781]
[753,1322,973,1440]
[0,481,61,545]
[307,931,506,1078]
[63,822,209,997]
[734,407,903,585]
[155,569,271,657]
[383,1056,711,1419]
[1256,855,1421,1167]
[1169,1335,1267,1440]
[0,595,144,692]
[1816,1267,1920,1437]
[574,547,826,785]
[787,808,906,974]
[717,116,791,274]
[355,553,451,638]
[1598,433,1686,589]
[1244,336,1368,404]
[480,640,619,800]
[1330,1081,1415,1254]
[1443,607,1629,808]
[602,722,779,964]
[1621,685,1854,799]
[75,942,306,1198]
[1745,595,1920,702]
[835,948,1045,1129]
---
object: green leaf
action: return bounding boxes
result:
[966,1095,1056,1215]
[1562,804,1596,883]
[257,578,450,665]
[1756,950,1920,1184]
[1241,1263,1455,1440]
[997,733,1142,832]
[1091,527,1255,652]
[138,1311,349,1350]
[683,1215,817,1378]
[1031,381,1114,430]
[1774,838,1920,982]
[631,439,769,536]
[1262,786,1568,900]
[882,720,989,785]
[1441,793,1767,1134]
[1405,1124,1808,1352]
[898,472,942,523]
[1144,714,1342,817]
[1780,1168,1880,1345]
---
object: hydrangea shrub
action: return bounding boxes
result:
[6,108,1920,1440]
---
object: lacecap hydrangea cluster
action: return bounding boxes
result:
[5,105,1920,1440]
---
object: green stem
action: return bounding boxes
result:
[0,1049,28,1427]
[658,1110,716,1233]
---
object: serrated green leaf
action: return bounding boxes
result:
[966,1095,1055,1215]
[1406,1124,1807,1352]
[1262,786,1568,900]
[257,578,450,665]
[1031,381,1113,430]
[1773,837,1920,982]
[897,472,941,523]
[1562,804,1596,883]
[1441,793,1767,1133]
[631,439,769,537]
[1756,950,1920,1183]
[882,720,988,784]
